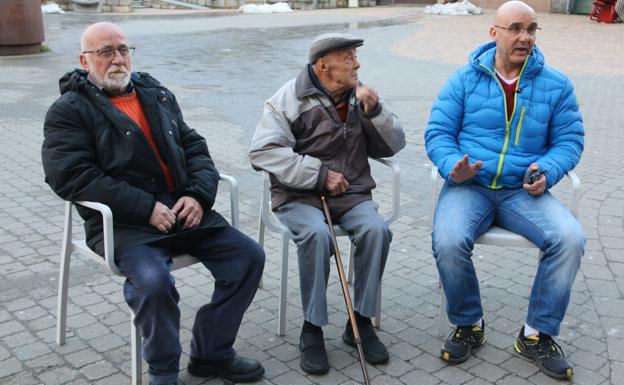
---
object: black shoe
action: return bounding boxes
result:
[187,354,265,383]
[299,327,329,374]
[441,321,486,364]
[342,320,389,365]
[514,327,573,380]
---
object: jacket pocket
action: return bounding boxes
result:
[514,106,526,145]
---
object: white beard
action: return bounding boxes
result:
[91,66,131,94]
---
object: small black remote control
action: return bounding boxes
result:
[523,168,546,185]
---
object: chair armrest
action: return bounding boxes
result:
[260,172,289,234]
[372,158,400,225]
[565,170,580,218]
[428,165,581,222]
[74,201,119,276]
[74,174,239,276]
[429,165,441,228]
[219,174,240,229]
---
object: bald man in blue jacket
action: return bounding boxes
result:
[425,1,584,380]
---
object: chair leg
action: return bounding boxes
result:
[56,203,73,346]
[438,277,448,337]
[130,312,142,385]
[346,242,355,284]
[277,234,289,336]
[56,247,71,346]
[257,217,265,289]
[374,282,382,329]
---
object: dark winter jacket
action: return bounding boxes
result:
[42,69,227,255]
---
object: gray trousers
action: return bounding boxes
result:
[275,200,391,326]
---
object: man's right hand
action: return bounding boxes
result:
[450,154,483,184]
[149,201,177,234]
[324,169,350,196]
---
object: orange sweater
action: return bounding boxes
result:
[110,91,175,191]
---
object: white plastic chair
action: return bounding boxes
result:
[429,165,580,336]
[56,174,239,385]
[257,158,400,336]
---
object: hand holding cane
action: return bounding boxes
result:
[320,195,371,385]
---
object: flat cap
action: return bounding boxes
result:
[309,32,364,64]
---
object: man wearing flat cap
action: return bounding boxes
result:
[250,32,405,374]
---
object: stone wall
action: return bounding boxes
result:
[46,0,373,11]
[471,0,568,13]
[47,0,133,12]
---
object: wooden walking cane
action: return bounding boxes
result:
[320,195,371,385]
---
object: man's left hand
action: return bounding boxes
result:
[356,85,379,113]
[172,196,204,230]
[523,163,546,197]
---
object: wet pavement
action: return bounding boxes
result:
[0,6,623,385]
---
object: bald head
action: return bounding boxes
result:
[489,1,538,77]
[80,22,126,51]
[79,22,132,96]
[494,1,536,25]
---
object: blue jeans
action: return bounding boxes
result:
[432,182,584,336]
[115,225,265,385]
[276,200,391,326]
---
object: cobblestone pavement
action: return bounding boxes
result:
[1,6,623,385]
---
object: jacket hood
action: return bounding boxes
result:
[469,41,545,79]
[59,69,89,95]
[58,69,163,95]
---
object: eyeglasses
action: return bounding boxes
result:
[82,46,135,59]
[494,24,541,37]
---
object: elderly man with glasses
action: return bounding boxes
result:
[42,22,266,385]
[425,0,584,379]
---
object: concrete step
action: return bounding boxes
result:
[131,0,149,7]
[157,0,211,9]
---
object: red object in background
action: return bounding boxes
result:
[590,0,621,23]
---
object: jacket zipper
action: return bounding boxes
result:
[514,106,526,145]
[479,57,528,189]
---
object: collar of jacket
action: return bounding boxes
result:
[58,69,165,96]
[469,41,545,80]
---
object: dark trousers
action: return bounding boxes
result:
[115,225,265,385]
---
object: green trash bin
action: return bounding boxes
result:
[573,0,594,14]
[0,0,45,55]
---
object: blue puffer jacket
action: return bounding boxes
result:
[425,42,584,189]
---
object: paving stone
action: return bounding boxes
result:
[0,357,22,378]
[64,349,104,368]
[74,322,111,341]
[36,366,79,385]
[500,357,540,378]
[14,306,49,321]
[434,365,476,385]
[79,360,118,381]
[400,368,441,385]
[88,333,127,353]
[0,320,25,337]
[12,340,53,360]
[468,360,507,382]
